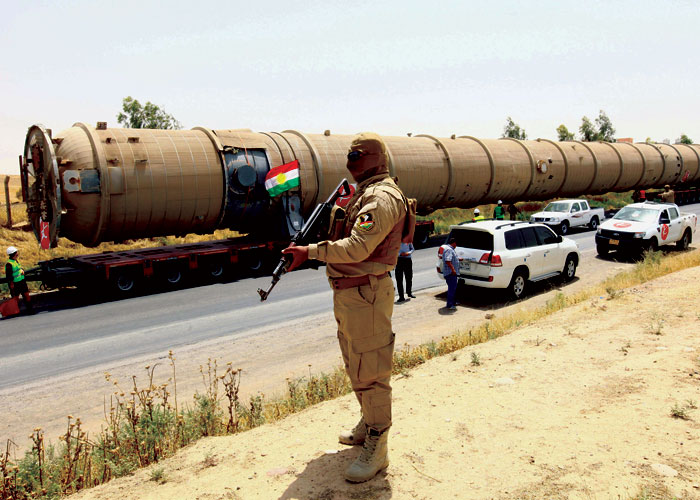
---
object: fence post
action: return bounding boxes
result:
[4,176,12,228]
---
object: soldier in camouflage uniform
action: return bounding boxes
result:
[283,132,407,483]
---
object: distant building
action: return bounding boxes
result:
[617,137,634,143]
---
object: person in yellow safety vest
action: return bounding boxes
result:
[472,208,485,221]
[5,246,34,314]
[493,200,506,220]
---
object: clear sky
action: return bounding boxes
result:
[1,0,699,175]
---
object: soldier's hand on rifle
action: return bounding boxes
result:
[282,244,309,272]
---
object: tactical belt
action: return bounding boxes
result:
[329,272,390,290]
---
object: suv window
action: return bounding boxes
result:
[534,226,559,245]
[505,229,524,250]
[520,227,539,248]
[669,207,679,219]
[449,229,493,251]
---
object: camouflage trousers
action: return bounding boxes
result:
[333,274,395,432]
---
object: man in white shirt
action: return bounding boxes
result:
[395,241,415,303]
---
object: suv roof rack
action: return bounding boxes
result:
[495,221,530,230]
[457,217,497,224]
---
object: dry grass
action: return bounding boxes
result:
[0,202,241,298]
[426,190,635,235]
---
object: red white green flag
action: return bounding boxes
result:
[265,160,300,197]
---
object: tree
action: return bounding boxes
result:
[502,117,527,140]
[679,134,693,144]
[578,110,615,142]
[595,110,615,142]
[579,116,597,142]
[556,124,575,142]
[117,96,182,129]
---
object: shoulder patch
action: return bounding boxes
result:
[356,212,375,232]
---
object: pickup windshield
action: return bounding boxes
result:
[613,206,658,223]
[544,202,571,212]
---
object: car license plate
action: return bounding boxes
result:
[609,239,619,246]
[460,261,471,271]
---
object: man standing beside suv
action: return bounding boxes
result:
[442,238,459,311]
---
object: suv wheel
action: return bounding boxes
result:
[559,220,569,235]
[507,271,527,300]
[562,256,577,282]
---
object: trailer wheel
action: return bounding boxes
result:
[208,260,226,279]
[416,229,430,248]
[164,267,183,285]
[241,253,265,276]
[112,272,137,294]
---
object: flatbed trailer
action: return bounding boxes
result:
[30,237,287,295]
[644,187,699,205]
[24,218,435,298]
[414,219,435,247]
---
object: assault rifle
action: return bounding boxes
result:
[257,179,351,301]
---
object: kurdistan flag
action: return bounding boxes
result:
[265,160,300,197]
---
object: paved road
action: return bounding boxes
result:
[1,203,698,390]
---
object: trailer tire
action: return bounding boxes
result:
[241,253,265,276]
[208,261,226,279]
[164,267,183,286]
[112,272,137,294]
[416,229,430,248]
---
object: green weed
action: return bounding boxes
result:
[470,352,481,366]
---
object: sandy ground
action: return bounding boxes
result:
[63,266,700,499]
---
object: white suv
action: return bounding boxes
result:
[436,220,581,299]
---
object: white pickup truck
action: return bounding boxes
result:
[530,199,605,235]
[595,201,697,256]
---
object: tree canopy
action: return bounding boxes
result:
[579,110,615,142]
[679,134,693,144]
[579,116,597,142]
[595,111,615,142]
[502,117,527,140]
[117,96,182,130]
[556,124,575,142]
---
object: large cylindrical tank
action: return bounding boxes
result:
[22,123,700,247]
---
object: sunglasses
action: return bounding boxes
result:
[347,150,378,162]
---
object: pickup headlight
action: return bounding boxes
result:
[633,232,645,239]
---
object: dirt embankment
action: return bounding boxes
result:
[73,267,700,500]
